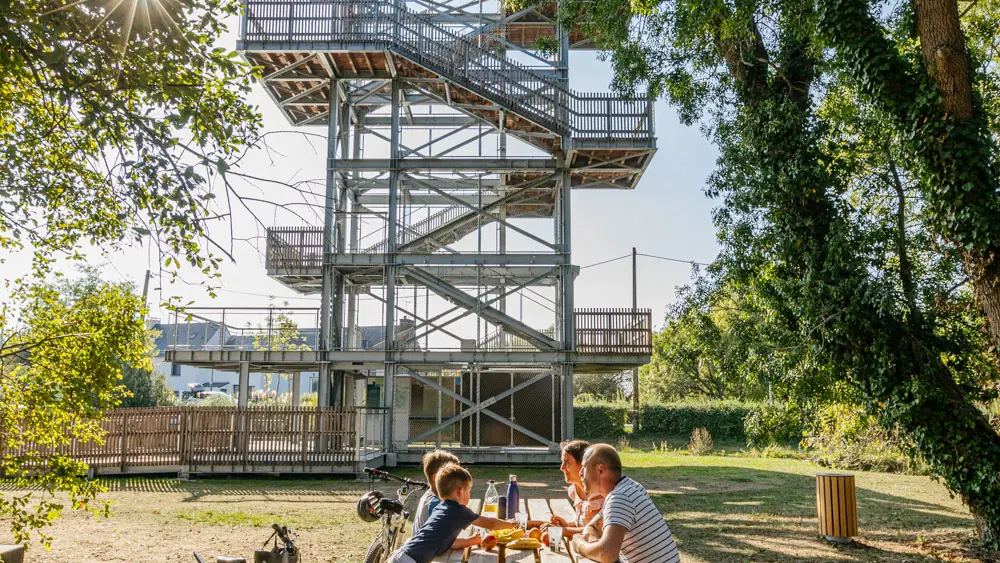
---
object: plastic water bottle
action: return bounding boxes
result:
[506,474,520,519]
[483,480,499,518]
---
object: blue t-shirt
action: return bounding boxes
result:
[402,500,479,563]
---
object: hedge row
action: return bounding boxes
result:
[574,404,629,438]
[634,401,753,440]
[573,400,757,441]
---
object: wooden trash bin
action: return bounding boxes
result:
[816,473,858,543]
[0,545,24,563]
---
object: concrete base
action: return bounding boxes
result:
[0,545,25,563]
[824,535,852,545]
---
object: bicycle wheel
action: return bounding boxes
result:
[363,540,386,563]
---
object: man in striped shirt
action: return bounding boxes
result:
[571,444,680,563]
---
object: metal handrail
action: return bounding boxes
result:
[364,202,470,253]
[361,187,550,254]
[242,0,654,140]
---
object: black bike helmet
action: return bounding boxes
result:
[356,490,384,523]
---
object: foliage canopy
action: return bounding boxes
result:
[531,0,1000,546]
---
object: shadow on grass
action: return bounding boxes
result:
[640,467,969,563]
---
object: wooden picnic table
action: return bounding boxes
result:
[432,497,580,563]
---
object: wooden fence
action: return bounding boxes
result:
[5,407,386,476]
[575,308,653,355]
[266,226,323,269]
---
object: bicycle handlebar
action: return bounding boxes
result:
[364,467,430,489]
[269,523,296,549]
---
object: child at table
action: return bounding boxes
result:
[387,463,513,563]
[413,449,460,532]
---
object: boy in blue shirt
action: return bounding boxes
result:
[387,463,513,563]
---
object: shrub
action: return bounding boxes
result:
[119,365,177,407]
[635,400,753,440]
[745,444,810,460]
[802,404,924,474]
[617,437,634,453]
[574,403,628,438]
[744,404,805,448]
[688,427,714,455]
[197,394,236,407]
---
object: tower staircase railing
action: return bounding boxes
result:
[363,185,551,254]
[364,199,481,254]
[242,0,653,141]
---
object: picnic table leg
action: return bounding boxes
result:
[498,543,506,562]
[561,538,575,563]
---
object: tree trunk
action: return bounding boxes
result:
[975,513,999,548]
[964,250,1000,353]
[911,0,1000,355]
[914,0,974,119]
[892,337,1000,550]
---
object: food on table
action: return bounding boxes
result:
[527,528,542,541]
[541,531,550,546]
[481,534,498,551]
[507,538,542,550]
[494,528,524,543]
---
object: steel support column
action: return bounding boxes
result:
[383,79,401,452]
[318,78,341,408]
[237,361,250,408]
[558,160,574,440]
[292,371,302,407]
[331,82,350,408]
[345,109,364,352]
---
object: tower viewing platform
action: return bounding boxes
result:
[166,0,657,465]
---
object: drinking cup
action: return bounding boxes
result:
[515,512,527,529]
[549,526,563,552]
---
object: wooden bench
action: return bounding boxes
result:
[0,545,24,563]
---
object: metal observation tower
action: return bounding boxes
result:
[166,0,656,465]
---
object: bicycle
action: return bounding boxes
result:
[356,467,430,563]
[193,522,300,563]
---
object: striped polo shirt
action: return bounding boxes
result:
[602,476,680,563]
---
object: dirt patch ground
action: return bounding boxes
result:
[10,454,1000,562]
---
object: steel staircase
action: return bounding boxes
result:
[404,267,561,351]
[477,327,557,351]
[243,0,651,141]
[363,186,554,254]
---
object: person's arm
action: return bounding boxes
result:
[571,523,626,563]
[450,535,482,549]
[579,512,602,542]
[582,496,604,527]
[552,510,601,537]
[556,525,584,537]
[472,515,515,530]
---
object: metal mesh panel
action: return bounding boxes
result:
[405,371,462,447]
[458,368,560,447]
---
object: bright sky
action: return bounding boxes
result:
[3,13,720,331]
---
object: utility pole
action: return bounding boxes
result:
[632,247,639,414]
[140,269,151,321]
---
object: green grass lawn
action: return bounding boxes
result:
[11,452,997,562]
